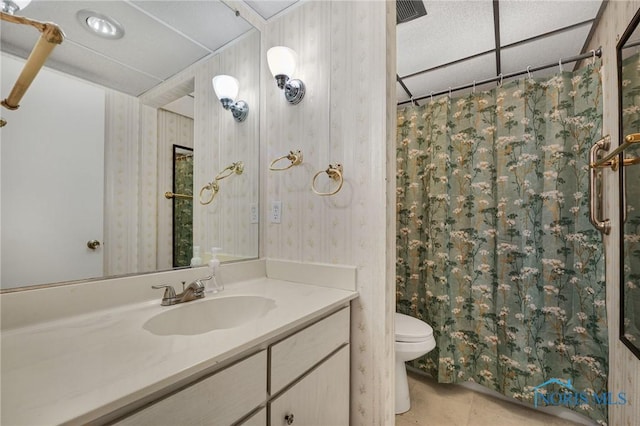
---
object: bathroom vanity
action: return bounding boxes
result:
[115,307,350,425]
[0,260,357,425]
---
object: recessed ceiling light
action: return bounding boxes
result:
[77,10,124,40]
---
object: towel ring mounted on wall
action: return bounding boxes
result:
[269,150,303,171]
[199,161,244,205]
[311,163,344,196]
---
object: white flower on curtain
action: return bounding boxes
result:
[396,61,608,425]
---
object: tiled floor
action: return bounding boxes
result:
[395,371,592,426]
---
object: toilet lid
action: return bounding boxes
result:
[395,313,434,342]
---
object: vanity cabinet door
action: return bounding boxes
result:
[114,350,267,426]
[270,307,350,394]
[269,345,349,426]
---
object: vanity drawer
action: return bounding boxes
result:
[269,307,350,394]
[236,407,266,425]
[115,350,267,426]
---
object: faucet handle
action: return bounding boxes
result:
[151,284,177,299]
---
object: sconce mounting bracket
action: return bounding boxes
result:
[284,79,305,105]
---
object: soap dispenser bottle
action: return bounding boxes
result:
[190,246,202,266]
[207,247,223,293]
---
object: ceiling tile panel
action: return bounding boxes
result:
[10,1,209,80]
[499,0,601,46]
[131,1,253,52]
[245,0,299,20]
[403,53,497,101]
[2,39,162,97]
[397,0,495,76]
[500,24,592,77]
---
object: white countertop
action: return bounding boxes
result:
[1,278,357,425]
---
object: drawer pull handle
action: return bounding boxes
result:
[284,413,295,425]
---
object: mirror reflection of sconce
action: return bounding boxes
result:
[212,75,249,122]
[267,46,305,105]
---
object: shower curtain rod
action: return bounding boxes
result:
[397,47,602,107]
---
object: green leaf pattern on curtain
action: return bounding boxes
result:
[396,61,608,425]
[174,153,193,267]
[622,52,640,347]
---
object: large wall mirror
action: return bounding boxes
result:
[619,8,640,359]
[0,1,260,290]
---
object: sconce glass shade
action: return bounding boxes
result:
[212,75,239,102]
[1,0,31,14]
[212,75,248,122]
[267,46,305,105]
[267,46,297,81]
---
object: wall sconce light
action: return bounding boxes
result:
[212,75,249,122]
[1,0,31,14]
[267,46,305,105]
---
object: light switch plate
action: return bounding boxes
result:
[270,201,282,224]
[250,203,259,224]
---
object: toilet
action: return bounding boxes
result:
[395,312,436,414]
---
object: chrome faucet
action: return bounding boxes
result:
[152,276,211,306]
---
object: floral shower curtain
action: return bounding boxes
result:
[396,61,608,424]
[173,153,194,267]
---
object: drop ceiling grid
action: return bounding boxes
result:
[0,17,163,96]
[245,0,300,20]
[42,42,165,96]
[396,0,604,104]
[498,0,603,46]
[396,0,495,77]
[500,24,593,75]
[396,81,411,104]
[402,53,497,101]
[130,0,253,52]
[15,1,210,80]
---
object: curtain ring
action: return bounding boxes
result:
[472,81,476,93]
[558,59,564,72]
[312,163,344,196]
[430,91,434,103]
[199,181,220,205]
[526,65,532,79]
[591,49,597,65]
[498,73,503,87]
[270,150,303,171]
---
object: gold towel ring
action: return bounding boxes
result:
[216,161,244,180]
[199,181,220,205]
[270,150,303,171]
[312,163,344,196]
[198,161,244,205]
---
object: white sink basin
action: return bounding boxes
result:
[143,295,276,336]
